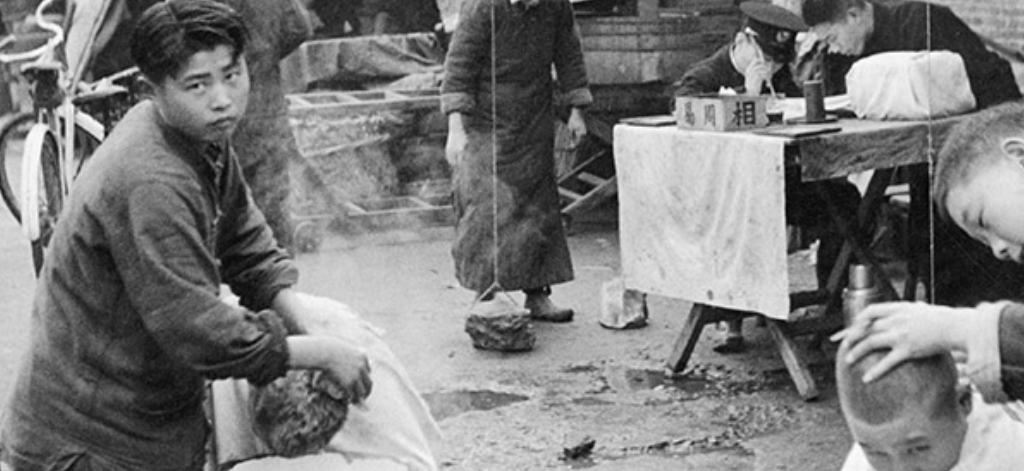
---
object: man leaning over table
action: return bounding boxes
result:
[802,0,1024,310]
[669,1,861,353]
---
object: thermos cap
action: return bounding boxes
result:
[849,264,873,290]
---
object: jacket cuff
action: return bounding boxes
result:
[441,92,475,115]
[563,87,594,108]
[246,309,291,386]
[967,301,1012,403]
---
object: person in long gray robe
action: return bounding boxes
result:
[441,0,592,322]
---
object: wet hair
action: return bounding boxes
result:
[933,102,1024,221]
[836,346,960,426]
[130,0,248,84]
[801,0,866,27]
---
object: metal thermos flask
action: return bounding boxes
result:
[842,264,885,326]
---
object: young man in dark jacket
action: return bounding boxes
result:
[0,2,371,469]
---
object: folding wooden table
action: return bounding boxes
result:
[613,116,963,400]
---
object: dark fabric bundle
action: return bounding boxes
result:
[251,369,350,457]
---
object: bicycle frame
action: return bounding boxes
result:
[0,0,125,274]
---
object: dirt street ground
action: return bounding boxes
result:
[0,203,853,470]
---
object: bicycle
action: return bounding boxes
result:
[0,0,138,274]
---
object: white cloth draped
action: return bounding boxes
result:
[614,125,790,319]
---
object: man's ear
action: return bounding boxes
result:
[137,75,158,99]
[846,5,866,24]
[1001,137,1024,169]
[957,385,973,417]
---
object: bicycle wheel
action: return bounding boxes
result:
[0,112,36,223]
[21,123,62,275]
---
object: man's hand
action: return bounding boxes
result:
[566,107,588,148]
[288,336,373,404]
[324,343,373,404]
[832,301,971,383]
[743,59,772,96]
[446,113,468,167]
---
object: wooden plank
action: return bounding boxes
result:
[287,89,441,119]
[406,196,436,209]
[796,117,961,181]
[562,176,617,216]
[666,303,710,374]
[578,14,738,35]
[766,320,820,401]
[559,187,584,201]
[583,31,721,52]
[558,150,608,184]
[781,313,844,338]
[345,202,367,215]
[576,172,607,187]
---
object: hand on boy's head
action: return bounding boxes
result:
[833,302,970,383]
[836,338,969,471]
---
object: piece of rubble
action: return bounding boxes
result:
[562,432,596,460]
[598,277,648,330]
[464,298,535,352]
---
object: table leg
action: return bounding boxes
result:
[665,303,710,375]
[766,320,820,401]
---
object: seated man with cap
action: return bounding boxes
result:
[671,1,861,353]
[673,1,807,97]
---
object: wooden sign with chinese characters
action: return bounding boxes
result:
[674,95,769,132]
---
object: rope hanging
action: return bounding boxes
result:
[925,3,935,302]
[474,0,509,303]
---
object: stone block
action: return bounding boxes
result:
[464,298,535,352]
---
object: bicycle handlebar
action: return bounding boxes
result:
[0,0,64,64]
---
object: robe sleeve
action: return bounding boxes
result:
[441,0,491,114]
[277,0,316,58]
[552,0,592,108]
[962,301,1024,403]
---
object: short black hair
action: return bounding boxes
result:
[130,0,248,83]
[836,347,960,426]
[934,101,1024,221]
[801,0,866,27]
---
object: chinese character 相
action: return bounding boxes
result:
[732,101,756,126]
